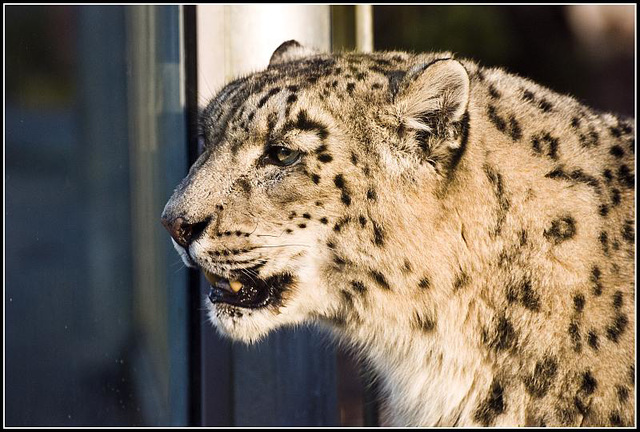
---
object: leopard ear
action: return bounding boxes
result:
[394,58,470,169]
[268,40,317,67]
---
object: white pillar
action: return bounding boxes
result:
[197,5,331,101]
[355,5,374,53]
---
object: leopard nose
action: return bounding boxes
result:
[161,215,209,248]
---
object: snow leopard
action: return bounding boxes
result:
[161,40,635,426]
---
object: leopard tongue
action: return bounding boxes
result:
[203,270,243,293]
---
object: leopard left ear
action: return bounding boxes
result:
[268,40,318,67]
[394,58,470,168]
[396,58,470,127]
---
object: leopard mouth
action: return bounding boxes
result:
[203,268,293,309]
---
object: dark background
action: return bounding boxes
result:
[4,5,634,427]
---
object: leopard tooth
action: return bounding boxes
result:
[229,280,243,293]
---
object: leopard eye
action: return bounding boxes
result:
[265,146,302,167]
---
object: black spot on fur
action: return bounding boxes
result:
[484,164,510,236]
[522,89,535,103]
[580,371,597,395]
[235,178,252,195]
[568,320,582,352]
[484,314,516,352]
[508,116,522,141]
[574,396,590,417]
[372,221,385,246]
[317,153,333,163]
[571,116,581,128]
[521,89,553,112]
[609,125,623,138]
[545,167,600,193]
[579,129,599,148]
[609,411,623,427]
[487,105,522,141]
[610,145,625,158]
[350,152,358,165]
[599,231,609,255]
[341,192,352,206]
[612,239,620,251]
[488,84,501,99]
[340,289,353,306]
[544,215,576,244]
[523,357,558,398]
[298,223,306,229]
[351,280,367,294]
[319,217,328,225]
[346,82,355,94]
[612,291,623,310]
[403,259,413,273]
[367,188,377,201]
[333,216,351,233]
[311,173,321,184]
[587,330,599,350]
[573,294,585,313]
[453,272,470,291]
[358,215,367,227]
[616,385,629,403]
[333,255,347,267]
[599,204,609,217]
[520,280,541,312]
[532,132,559,160]
[606,313,628,342]
[413,311,436,332]
[286,94,297,105]
[315,144,328,154]
[611,188,621,206]
[418,276,430,289]
[487,105,507,132]
[506,277,539,311]
[370,271,391,290]
[621,219,634,243]
[591,266,603,296]
[538,98,553,112]
[474,380,506,426]
[257,87,281,108]
[289,110,329,140]
[617,164,634,188]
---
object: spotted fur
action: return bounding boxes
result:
[162,41,635,426]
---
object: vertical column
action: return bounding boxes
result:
[194,5,337,426]
[355,5,374,52]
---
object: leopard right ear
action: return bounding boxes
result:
[268,40,317,67]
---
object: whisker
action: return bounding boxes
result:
[256,230,285,238]
[252,243,311,249]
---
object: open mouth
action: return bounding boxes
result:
[203,268,293,309]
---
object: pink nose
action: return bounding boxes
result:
[161,216,202,248]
